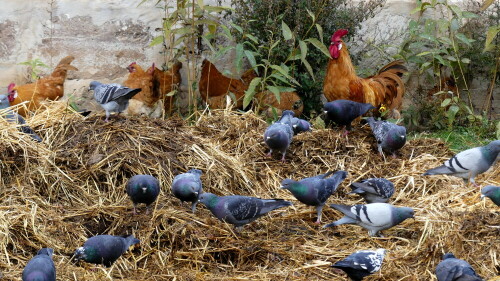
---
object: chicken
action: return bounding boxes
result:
[323,29,407,112]
[147,61,182,115]
[8,55,78,117]
[255,91,304,118]
[198,59,256,109]
[427,76,458,101]
[123,62,157,117]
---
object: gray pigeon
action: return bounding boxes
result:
[323,203,414,237]
[435,253,483,281]
[74,234,140,267]
[126,175,160,215]
[423,140,500,186]
[291,117,311,135]
[89,81,141,122]
[366,117,406,158]
[22,248,56,281]
[198,193,292,229]
[264,110,294,162]
[0,94,42,142]
[349,178,395,203]
[323,100,375,135]
[281,170,347,223]
[481,185,500,206]
[171,169,203,212]
[331,248,386,281]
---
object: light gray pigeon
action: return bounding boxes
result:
[349,178,395,203]
[0,94,42,142]
[423,140,500,186]
[331,248,385,281]
[323,203,414,237]
[89,81,141,122]
[281,170,347,223]
[435,253,483,281]
[264,110,294,162]
[198,192,292,229]
[481,185,500,206]
[22,248,56,281]
[171,169,203,212]
[366,117,406,158]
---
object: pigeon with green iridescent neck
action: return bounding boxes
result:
[73,234,140,267]
[22,248,56,281]
[349,178,395,203]
[198,193,292,229]
[281,170,347,223]
[435,253,483,281]
[264,110,294,162]
[366,117,406,158]
[331,248,385,281]
[172,169,203,212]
[126,175,160,215]
[323,203,414,237]
[481,185,500,206]
[423,140,500,186]
[323,100,375,135]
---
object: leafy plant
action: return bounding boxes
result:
[18,58,49,81]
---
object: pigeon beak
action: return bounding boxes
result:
[323,111,328,114]
[480,194,485,199]
[266,136,270,140]
[280,186,285,189]
[194,191,199,196]
[142,187,147,193]
[292,125,297,128]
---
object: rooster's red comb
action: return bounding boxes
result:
[332,29,348,41]
[7,83,15,92]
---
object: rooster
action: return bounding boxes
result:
[147,61,182,115]
[198,59,256,109]
[8,55,78,117]
[323,29,407,113]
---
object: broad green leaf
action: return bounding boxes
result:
[196,0,204,9]
[301,57,315,81]
[462,11,478,18]
[481,0,496,11]
[419,33,438,43]
[172,27,193,36]
[150,35,164,47]
[441,98,451,107]
[220,25,233,41]
[245,34,259,44]
[299,40,308,61]
[235,43,244,73]
[243,77,262,108]
[455,33,474,46]
[447,105,460,125]
[269,73,289,84]
[484,25,500,52]
[420,61,432,73]
[207,24,217,35]
[270,40,280,51]
[445,55,457,61]
[267,85,281,104]
[305,38,330,58]
[289,48,301,61]
[230,22,243,34]
[244,50,257,70]
[281,21,293,41]
[203,6,233,13]
[201,36,216,53]
[315,24,324,43]
[438,37,453,45]
[461,58,470,64]
[450,18,460,31]
[417,51,432,57]
[214,46,234,60]
[166,90,177,97]
[306,9,315,22]
[448,5,462,17]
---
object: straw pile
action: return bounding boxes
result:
[0,103,498,280]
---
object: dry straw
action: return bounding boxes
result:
[0,102,498,280]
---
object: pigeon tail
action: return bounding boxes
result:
[423,165,454,176]
[260,199,292,214]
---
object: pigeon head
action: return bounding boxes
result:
[442,253,456,260]
[198,192,218,207]
[394,207,414,223]
[89,81,101,91]
[37,248,53,257]
[73,247,87,261]
[385,126,407,148]
[281,110,295,117]
[280,178,297,190]
[188,169,203,176]
[485,140,500,153]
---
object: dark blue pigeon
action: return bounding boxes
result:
[291,117,311,135]
[366,117,406,158]
[74,234,140,267]
[323,100,375,135]
[349,178,395,203]
[481,185,500,206]
[22,248,56,281]
[89,81,141,122]
[423,140,500,186]
[331,248,386,281]
[126,175,160,215]
[281,170,347,223]
[0,94,42,142]
[435,253,483,281]
[264,110,294,162]
[171,169,203,212]
[198,193,292,230]
[323,203,414,237]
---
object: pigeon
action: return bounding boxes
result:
[481,185,500,206]
[171,169,203,212]
[126,175,160,215]
[264,110,294,162]
[291,117,311,135]
[89,81,141,122]
[423,140,500,186]
[74,234,140,267]
[281,170,347,223]
[198,192,292,229]
[435,253,483,281]
[323,203,414,237]
[331,248,386,281]
[323,100,375,135]
[366,117,406,158]
[349,178,395,203]
[0,94,42,142]
[22,248,56,281]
